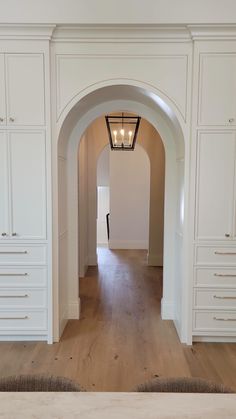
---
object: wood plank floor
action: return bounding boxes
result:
[0,248,235,391]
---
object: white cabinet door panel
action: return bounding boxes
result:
[6,54,45,126]
[198,54,236,126]
[0,132,9,238]
[0,55,6,125]
[195,132,236,240]
[9,131,47,239]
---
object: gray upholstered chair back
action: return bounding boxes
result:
[136,377,234,393]
[0,374,81,391]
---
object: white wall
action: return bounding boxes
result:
[58,153,68,335]
[97,145,110,246]
[78,135,89,276]
[109,145,150,249]
[97,187,110,245]
[2,0,236,24]
[97,145,110,187]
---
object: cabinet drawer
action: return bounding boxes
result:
[0,245,47,265]
[194,289,236,309]
[195,268,236,287]
[0,267,47,287]
[195,246,236,266]
[0,289,46,308]
[193,310,236,332]
[0,310,47,331]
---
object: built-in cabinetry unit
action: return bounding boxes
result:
[192,41,236,340]
[0,37,51,342]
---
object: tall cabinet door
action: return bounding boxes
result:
[195,131,236,241]
[5,54,45,126]
[9,131,47,240]
[0,132,9,238]
[0,55,6,125]
[198,54,236,126]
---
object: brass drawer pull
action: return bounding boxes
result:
[0,273,28,277]
[213,317,236,321]
[214,273,236,277]
[213,295,236,299]
[0,251,28,254]
[0,294,28,298]
[214,251,236,255]
[0,316,28,320]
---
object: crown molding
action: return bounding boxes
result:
[0,24,56,40]
[1,24,236,42]
[188,25,236,40]
[52,24,192,43]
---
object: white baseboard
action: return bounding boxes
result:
[161,298,174,319]
[59,303,69,338]
[97,242,108,246]
[67,298,81,319]
[109,240,148,249]
[88,253,98,265]
[0,335,48,341]
[147,253,163,266]
[193,336,236,343]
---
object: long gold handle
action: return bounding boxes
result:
[0,273,28,276]
[213,295,236,299]
[214,273,236,277]
[0,251,27,254]
[214,251,236,255]
[0,316,28,320]
[0,294,28,298]
[213,317,236,321]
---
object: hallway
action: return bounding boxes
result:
[0,248,235,391]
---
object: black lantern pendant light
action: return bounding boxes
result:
[105,113,141,150]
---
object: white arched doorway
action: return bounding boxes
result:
[55,83,188,343]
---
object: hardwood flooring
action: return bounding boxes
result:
[0,248,235,391]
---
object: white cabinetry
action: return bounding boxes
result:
[0,55,6,123]
[0,132,9,238]
[193,245,236,338]
[0,131,46,240]
[195,131,236,241]
[193,43,236,341]
[0,45,50,342]
[0,54,45,126]
[198,54,236,126]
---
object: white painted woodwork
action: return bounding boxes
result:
[194,289,236,309]
[0,132,9,238]
[195,132,236,241]
[198,54,236,126]
[194,268,236,288]
[56,54,188,119]
[193,311,236,332]
[0,245,47,265]
[195,246,236,266]
[0,310,47,331]
[5,54,45,126]
[0,289,47,308]
[2,23,236,343]
[9,131,47,240]
[0,54,6,124]
[0,267,47,287]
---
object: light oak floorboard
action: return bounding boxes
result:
[0,248,235,391]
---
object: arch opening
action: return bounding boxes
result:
[55,83,187,343]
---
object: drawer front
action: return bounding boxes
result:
[0,310,47,331]
[193,310,236,332]
[0,289,46,308]
[194,289,236,309]
[0,245,47,265]
[0,267,47,287]
[195,246,236,266]
[195,268,236,287]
